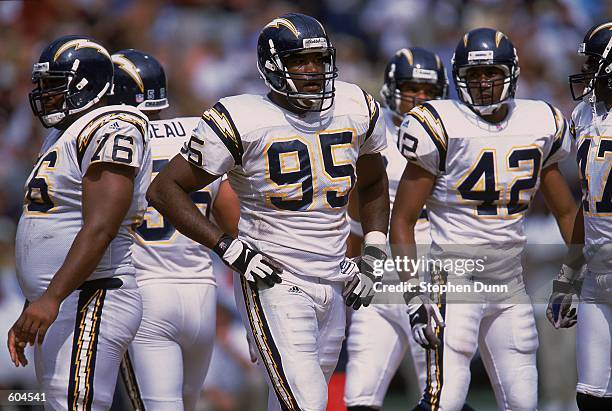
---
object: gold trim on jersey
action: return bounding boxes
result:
[132,155,214,245]
[263,135,318,211]
[201,102,244,166]
[280,151,301,173]
[54,39,111,62]
[585,136,612,217]
[505,144,544,216]
[202,107,238,145]
[24,149,60,217]
[264,18,300,38]
[588,22,612,40]
[240,277,300,411]
[76,111,147,166]
[454,148,505,220]
[407,107,447,150]
[315,128,356,209]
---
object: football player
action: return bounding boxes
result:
[146,13,390,411]
[108,49,240,410]
[344,47,449,411]
[391,28,579,411]
[7,36,151,410]
[546,21,612,410]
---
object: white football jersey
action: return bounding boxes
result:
[572,101,612,273]
[15,105,151,301]
[131,117,221,285]
[181,81,387,281]
[381,107,430,244]
[399,99,571,279]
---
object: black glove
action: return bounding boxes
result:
[404,291,445,349]
[214,235,282,286]
[342,246,386,310]
[546,266,582,329]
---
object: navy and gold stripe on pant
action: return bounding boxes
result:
[240,278,302,411]
[420,289,447,411]
[120,351,146,411]
[67,287,106,411]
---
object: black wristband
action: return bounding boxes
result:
[213,234,235,258]
[363,245,387,260]
[403,290,420,305]
[552,279,579,294]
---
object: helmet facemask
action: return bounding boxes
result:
[382,75,447,120]
[29,60,110,128]
[455,63,518,116]
[570,49,612,108]
[259,43,338,112]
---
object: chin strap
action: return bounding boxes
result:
[472,102,504,115]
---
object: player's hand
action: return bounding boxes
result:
[214,235,282,286]
[7,328,28,367]
[9,294,60,357]
[404,293,445,349]
[546,277,579,329]
[342,246,386,310]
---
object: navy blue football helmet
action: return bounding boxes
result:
[257,13,338,112]
[569,21,612,103]
[109,49,169,111]
[452,28,519,114]
[29,35,113,128]
[381,47,448,117]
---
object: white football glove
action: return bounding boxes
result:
[214,235,282,286]
[342,246,386,310]
[404,292,445,349]
[546,265,582,329]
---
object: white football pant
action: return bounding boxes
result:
[35,276,142,411]
[234,271,346,411]
[417,276,538,411]
[576,271,612,398]
[121,283,216,410]
[345,303,427,408]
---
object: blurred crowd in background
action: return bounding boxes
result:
[0,0,609,410]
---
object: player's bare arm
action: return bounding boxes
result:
[539,163,579,244]
[342,152,390,309]
[355,152,389,235]
[390,162,435,281]
[148,154,224,249]
[345,190,363,257]
[212,180,240,238]
[9,162,136,363]
[148,154,282,286]
[389,162,444,349]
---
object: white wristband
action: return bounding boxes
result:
[364,230,387,246]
